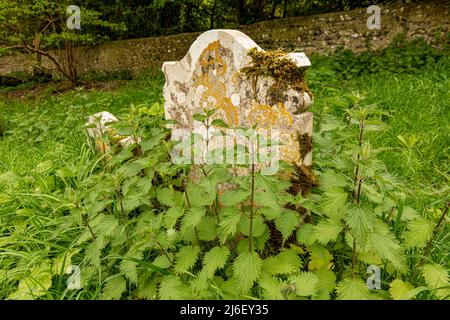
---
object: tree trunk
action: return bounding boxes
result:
[236,0,244,25]
[210,0,218,29]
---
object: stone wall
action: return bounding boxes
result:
[0,0,448,78]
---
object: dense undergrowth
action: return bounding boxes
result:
[0,38,449,300]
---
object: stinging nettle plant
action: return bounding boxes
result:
[1,91,447,300]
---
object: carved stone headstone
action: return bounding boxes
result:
[85,111,140,154]
[162,29,313,170]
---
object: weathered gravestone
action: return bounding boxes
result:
[163,29,314,179]
[85,111,141,154]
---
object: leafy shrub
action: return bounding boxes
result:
[2,90,447,300]
[310,34,449,80]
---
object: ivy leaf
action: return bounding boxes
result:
[233,251,262,292]
[403,218,434,249]
[311,218,344,245]
[345,205,376,247]
[275,210,300,241]
[203,246,230,278]
[389,279,424,300]
[101,275,126,300]
[218,207,241,243]
[174,246,201,274]
[292,272,319,297]
[421,264,450,299]
[336,277,372,300]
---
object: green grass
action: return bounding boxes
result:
[0,55,448,300]
[309,57,449,197]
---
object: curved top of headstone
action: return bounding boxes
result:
[162,29,313,166]
[162,29,312,129]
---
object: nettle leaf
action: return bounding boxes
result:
[163,207,184,229]
[311,218,344,245]
[137,274,158,300]
[187,183,215,207]
[239,215,267,237]
[101,275,127,300]
[336,277,372,300]
[292,272,319,297]
[158,275,187,300]
[180,207,205,234]
[389,279,424,300]
[368,221,407,273]
[313,268,336,300]
[403,217,434,249]
[401,206,419,221]
[308,244,333,271]
[319,169,348,189]
[218,207,241,243]
[319,187,348,219]
[156,187,176,207]
[261,249,301,275]
[174,246,201,274]
[85,236,108,267]
[296,223,315,246]
[258,275,285,300]
[120,251,143,284]
[220,189,250,206]
[260,206,283,220]
[153,254,173,269]
[254,190,278,208]
[203,246,230,278]
[421,264,450,299]
[92,214,119,238]
[345,205,376,247]
[197,216,218,241]
[275,210,300,241]
[233,251,262,292]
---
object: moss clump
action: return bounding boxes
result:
[289,164,319,197]
[298,132,313,160]
[241,47,312,101]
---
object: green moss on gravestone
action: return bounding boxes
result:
[241,47,312,102]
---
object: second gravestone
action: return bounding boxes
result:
[163,29,314,180]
